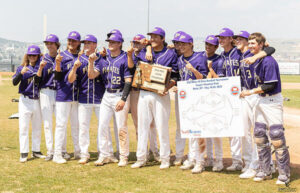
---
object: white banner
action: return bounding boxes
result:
[278,62,300,75]
[177,77,244,138]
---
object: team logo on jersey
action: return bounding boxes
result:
[231,86,239,95]
[179,90,186,99]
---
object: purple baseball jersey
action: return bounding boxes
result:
[94,50,132,90]
[136,46,178,72]
[40,53,56,89]
[220,47,241,77]
[55,50,78,102]
[239,50,259,90]
[207,53,225,77]
[177,52,208,81]
[13,63,40,99]
[76,54,105,104]
[255,56,282,95]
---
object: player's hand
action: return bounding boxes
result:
[157,90,168,96]
[140,38,149,46]
[89,49,99,63]
[127,42,134,55]
[100,47,107,57]
[21,65,29,75]
[207,60,213,69]
[240,90,251,98]
[241,56,257,65]
[55,49,63,64]
[39,55,47,69]
[184,59,194,71]
[167,44,175,49]
[146,47,153,62]
[172,86,178,92]
[115,100,125,112]
[264,42,269,47]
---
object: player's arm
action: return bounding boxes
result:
[127,43,135,69]
[240,82,276,98]
[115,77,132,112]
[242,46,276,65]
[54,49,64,81]
[207,60,219,79]
[87,52,100,79]
[184,59,203,79]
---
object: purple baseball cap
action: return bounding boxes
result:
[234,30,250,39]
[205,35,219,46]
[172,31,185,42]
[26,45,41,55]
[105,33,124,42]
[132,34,146,42]
[177,33,193,43]
[107,29,122,38]
[147,27,165,37]
[81,34,97,43]
[68,31,81,41]
[216,28,234,37]
[44,34,59,43]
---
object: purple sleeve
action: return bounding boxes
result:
[216,58,225,77]
[13,66,22,78]
[136,48,148,62]
[171,52,178,72]
[94,59,102,72]
[263,58,278,83]
[195,57,208,77]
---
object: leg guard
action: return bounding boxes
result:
[269,125,290,177]
[254,122,271,174]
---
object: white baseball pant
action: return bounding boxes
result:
[175,92,186,159]
[19,95,42,153]
[136,90,171,162]
[98,91,130,160]
[54,101,80,156]
[130,90,158,154]
[206,138,223,161]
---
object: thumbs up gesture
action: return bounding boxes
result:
[100,47,107,57]
[127,42,134,55]
[21,65,29,75]
[74,50,83,69]
[55,49,63,64]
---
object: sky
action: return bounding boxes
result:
[0,0,300,43]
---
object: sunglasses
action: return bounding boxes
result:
[28,55,38,57]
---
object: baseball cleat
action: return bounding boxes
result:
[62,152,71,160]
[239,168,257,179]
[19,153,28,163]
[212,160,224,172]
[32,152,46,159]
[191,164,205,174]
[118,158,128,167]
[180,160,195,170]
[159,161,170,169]
[78,157,89,165]
[131,160,146,168]
[74,152,81,160]
[174,157,183,166]
[276,175,290,185]
[253,171,272,182]
[45,154,53,161]
[108,156,119,163]
[226,163,243,171]
[94,157,110,166]
[53,155,67,164]
[241,164,250,173]
[153,152,160,162]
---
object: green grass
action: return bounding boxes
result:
[0,81,300,193]
[282,89,300,109]
[281,75,300,83]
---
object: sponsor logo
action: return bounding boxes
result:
[231,86,239,95]
[179,90,186,99]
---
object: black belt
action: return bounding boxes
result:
[22,95,38,100]
[107,88,123,93]
[259,93,278,97]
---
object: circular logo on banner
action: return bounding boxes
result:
[231,86,239,95]
[179,90,186,99]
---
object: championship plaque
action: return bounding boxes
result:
[132,61,172,93]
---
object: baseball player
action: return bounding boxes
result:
[88,32,132,167]
[127,34,159,161]
[12,45,45,162]
[53,31,81,164]
[131,27,178,169]
[67,34,106,164]
[175,32,209,173]
[240,32,290,185]
[204,35,225,172]
[35,34,64,161]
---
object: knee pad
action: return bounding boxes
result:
[270,124,285,149]
[254,122,268,145]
